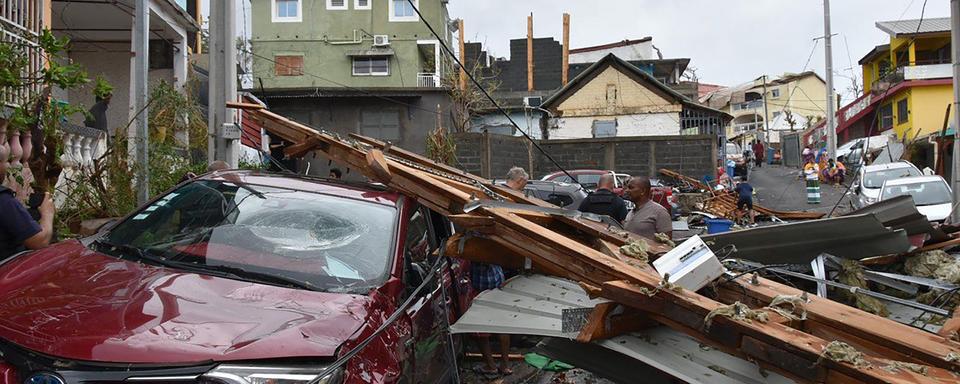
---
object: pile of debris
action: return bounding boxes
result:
[235,103,960,384]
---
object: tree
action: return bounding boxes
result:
[444,59,500,133]
[1,30,90,196]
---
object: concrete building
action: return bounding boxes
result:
[700,72,826,147]
[250,0,455,155]
[838,17,953,143]
[540,54,729,139]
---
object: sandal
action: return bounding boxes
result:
[473,365,500,379]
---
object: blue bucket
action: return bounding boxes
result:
[705,218,735,234]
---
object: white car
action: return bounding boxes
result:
[879,175,954,222]
[854,161,921,208]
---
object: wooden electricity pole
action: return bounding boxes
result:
[458,19,466,91]
[562,13,570,85]
[527,13,534,92]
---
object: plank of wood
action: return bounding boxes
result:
[727,275,960,372]
[918,235,960,252]
[365,149,392,182]
[226,101,265,110]
[444,233,525,270]
[576,302,617,343]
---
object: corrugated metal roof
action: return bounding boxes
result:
[451,275,792,383]
[876,17,951,37]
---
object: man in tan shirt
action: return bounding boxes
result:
[623,176,672,240]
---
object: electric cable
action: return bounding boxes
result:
[404,0,584,189]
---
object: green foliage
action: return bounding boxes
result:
[93,75,113,100]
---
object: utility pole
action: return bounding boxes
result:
[950,0,960,222]
[762,75,771,146]
[133,0,150,205]
[208,0,239,167]
[823,0,838,159]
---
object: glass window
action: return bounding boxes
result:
[394,0,415,17]
[863,167,922,188]
[897,99,909,124]
[770,88,781,98]
[101,181,398,293]
[361,109,401,140]
[353,57,390,76]
[879,103,894,130]
[273,0,301,22]
[577,174,602,189]
[881,180,952,206]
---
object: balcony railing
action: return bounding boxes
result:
[1,0,45,107]
[732,100,763,111]
[417,73,441,88]
[903,63,951,80]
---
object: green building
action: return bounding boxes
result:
[251,0,456,157]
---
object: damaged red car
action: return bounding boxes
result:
[0,171,473,384]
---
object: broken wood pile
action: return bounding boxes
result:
[658,168,826,221]
[235,103,960,384]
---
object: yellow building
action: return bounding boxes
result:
[839,18,953,143]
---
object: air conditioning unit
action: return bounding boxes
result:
[523,96,542,108]
[373,35,390,47]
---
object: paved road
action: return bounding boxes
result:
[748,164,854,216]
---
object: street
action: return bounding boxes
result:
[749,164,853,216]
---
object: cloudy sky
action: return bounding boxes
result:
[448,0,950,103]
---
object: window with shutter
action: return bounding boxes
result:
[275,55,304,76]
[355,0,370,9]
[352,57,390,76]
[327,0,347,10]
[361,110,401,141]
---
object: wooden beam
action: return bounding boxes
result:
[226,101,265,110]
[561,13,570,85]
[577,302,617,343]
[365,149,392,182]
[458,19,467,91]
[527,13,534,92]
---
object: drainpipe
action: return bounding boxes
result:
[326,30,364,45]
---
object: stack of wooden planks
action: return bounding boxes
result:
[658,168,825,221]
[234,103,960,383]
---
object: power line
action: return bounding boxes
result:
[404,0,584,188]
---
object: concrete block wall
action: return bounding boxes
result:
[453,133,717,181]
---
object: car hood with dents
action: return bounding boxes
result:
[0,240,372,364]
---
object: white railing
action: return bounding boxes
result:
[417,72,441,88]
[54,125,108,208]
[0,0,44,107]
[733,122,763,133]
[732,100,764,111]
[903,63,951,80]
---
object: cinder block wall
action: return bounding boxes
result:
[453,133,717,180]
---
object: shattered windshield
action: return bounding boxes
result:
[101,180,398,293]
[863,167,921,189]
[881,181,952,206]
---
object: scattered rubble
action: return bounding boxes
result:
[703,301,769,330]
[654,232,675,247]
[882,361,929,375]
[837,259,890,317]
[619,240,649,263]
[765,294,808,321]
[906,250,960,284]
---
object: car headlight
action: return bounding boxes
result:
[201,364,344,384]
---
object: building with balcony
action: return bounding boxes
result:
[250,0,456,155]
[837,17,953,143]
[700,72,826,148]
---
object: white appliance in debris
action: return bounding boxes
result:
[373,35,390,46]
[652,235,724,291]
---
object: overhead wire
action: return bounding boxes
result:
[403,0,585,189]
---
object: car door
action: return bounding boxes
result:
[401,205,454,383]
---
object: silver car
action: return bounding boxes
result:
[853,161,922,208]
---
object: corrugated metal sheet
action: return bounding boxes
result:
[876,17,951,37]
[452,275,793,383]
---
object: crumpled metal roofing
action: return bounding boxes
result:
[451,275,790,383]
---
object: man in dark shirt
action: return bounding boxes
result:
[735,179,755,224]
[0,184,55,260]
[578,173,628,223]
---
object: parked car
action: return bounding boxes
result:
[0,171,470,383]
[541,170,675,214]
[854,161,922,208]
[879,175,954,222]
[521,180,589,209]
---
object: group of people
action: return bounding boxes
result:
[801,146,846,205]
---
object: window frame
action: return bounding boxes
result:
[326,0,348,10]
[274,54,304,77]
[271,0,302,23]
[770,88,781,98]
[389,0,419,22]
[355,0,371,10]
[879,103,894,130]
[897,98,909,124]
[352,56,391,76]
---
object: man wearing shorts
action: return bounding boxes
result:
[735,179,755,225]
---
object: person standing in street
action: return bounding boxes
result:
[578,173,628,223]
[0,162,55,260]
[471,166,527,378]
[734,178,755,225]
[804,159,821,204]
[752,141,765,168]
[622,176,672,239]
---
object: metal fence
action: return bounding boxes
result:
[0,0,44,108]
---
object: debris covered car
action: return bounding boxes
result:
[0,171,470,384]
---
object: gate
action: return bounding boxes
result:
[781,133,801,168]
